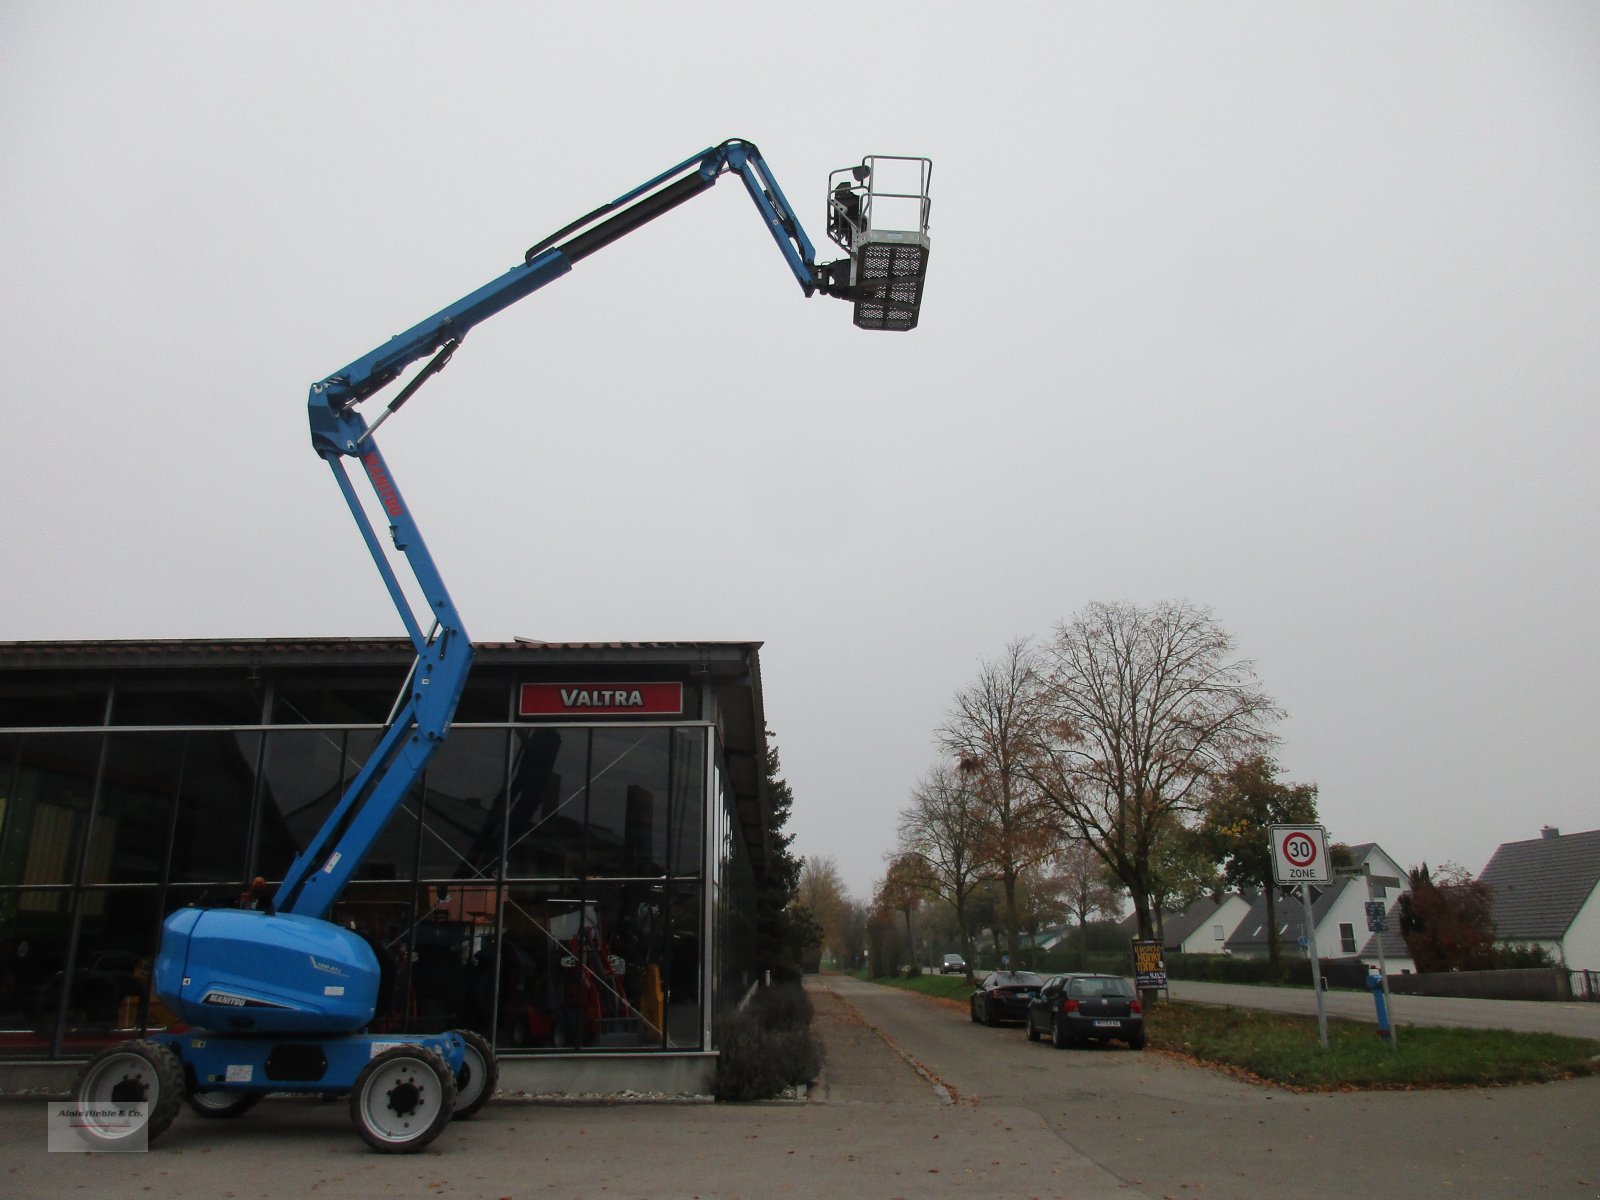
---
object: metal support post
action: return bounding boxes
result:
[1301,883,1329,1049]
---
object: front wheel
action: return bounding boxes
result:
[75,1039,185,1146]
[449,1029,498,1120]
[350,1045,456,1153]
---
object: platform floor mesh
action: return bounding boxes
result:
[853,241,928,332]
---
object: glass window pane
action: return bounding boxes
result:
[166,730,258,886]
[0,733,103,888]
[111,678,263,726]
[0,889,77,1057]
[503,729,589,879]
[272,673,409,725]
[56,888,166,1054]
[83,734,185,885]
[416,729,508,883]
[252,729,419,883]
[495,880,698,1053]
[403,883,498,1037]
[667,728,705,879]
[0,681,109,728]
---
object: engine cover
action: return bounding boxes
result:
[155,908,380,1035]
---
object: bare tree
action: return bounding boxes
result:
[896,763,991,977]
[876,853,935,970]
[797,856,852,968]
[1053,838,1124,948]
[1028,601,1281,943]
[937,638,1057,967]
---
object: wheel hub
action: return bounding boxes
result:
[110,1074,148,1104]
[385,1078,423,1117]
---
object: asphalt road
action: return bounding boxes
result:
[1168,978,1600,1039]
[2,978,1596,1200]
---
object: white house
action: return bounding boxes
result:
[1479,827,1600,972]
[1225,842,1411,970]
[1118,894,1253,955]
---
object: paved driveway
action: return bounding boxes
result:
[823,975,1600,1200]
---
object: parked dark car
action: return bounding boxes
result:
[969,970,1045,1026]
[940,953,967,975]
[1025,973,1145,1049]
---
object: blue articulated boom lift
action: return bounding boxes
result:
[71,140,931,1153]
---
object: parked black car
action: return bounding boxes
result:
[969,970,1045,1026]
[1025,973,1145,1049]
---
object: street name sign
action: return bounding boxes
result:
[1269,824,1331,885]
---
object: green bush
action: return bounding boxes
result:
[713,982,823,1102]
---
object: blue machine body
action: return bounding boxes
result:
[150,1029,466,1096]
[155,908,380,1035]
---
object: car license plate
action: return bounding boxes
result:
[1093,1019,1121,1028]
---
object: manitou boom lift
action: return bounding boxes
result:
[72,140,931,1153]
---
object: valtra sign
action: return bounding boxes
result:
[518,682,683,718]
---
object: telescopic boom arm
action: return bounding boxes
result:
[281,140,929,919]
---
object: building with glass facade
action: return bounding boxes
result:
[0,638,771,1096]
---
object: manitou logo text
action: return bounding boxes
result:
[361,453,404,517]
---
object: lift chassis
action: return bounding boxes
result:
[73,139,930,1152]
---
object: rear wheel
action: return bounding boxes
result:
[185,1087,262,1119]
[1127,1032,1147,1051]
[449,1029,497,1120]
[75,1039,184,1146]
[1026,1015,1041,1042]
[350,1045,456,1153]
[1050,1017,1070,1050]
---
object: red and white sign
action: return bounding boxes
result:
[518,682,683,718]
[1269,824,1330,885]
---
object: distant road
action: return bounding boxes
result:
[1168,978,1600,1039]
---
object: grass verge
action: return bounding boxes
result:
[855,974,1600,1089]
[1149,1002,1600,1090]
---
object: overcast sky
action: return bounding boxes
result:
[4,2,1596,901]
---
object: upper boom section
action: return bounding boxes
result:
[307,138,885,456]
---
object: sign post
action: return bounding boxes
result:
[1269,824,1330,1049]
[1364,880,1400,1050]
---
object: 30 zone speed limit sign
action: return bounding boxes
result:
[1269,824,1330,885]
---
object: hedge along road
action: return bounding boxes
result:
[1167,978,1600,1039]
[819,974,1600,1200]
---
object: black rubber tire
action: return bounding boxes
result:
[969,1000,979,1024]
[1050,1018,1070,1050]
[74,1039,185,1147]
[449,1029,497,1120]
[1127,1033,1147,1051]
[349,1044,456,1153]
[1026,1015,1041,1042]
[982,1000,998,1027]
[185,1087,263,1119]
